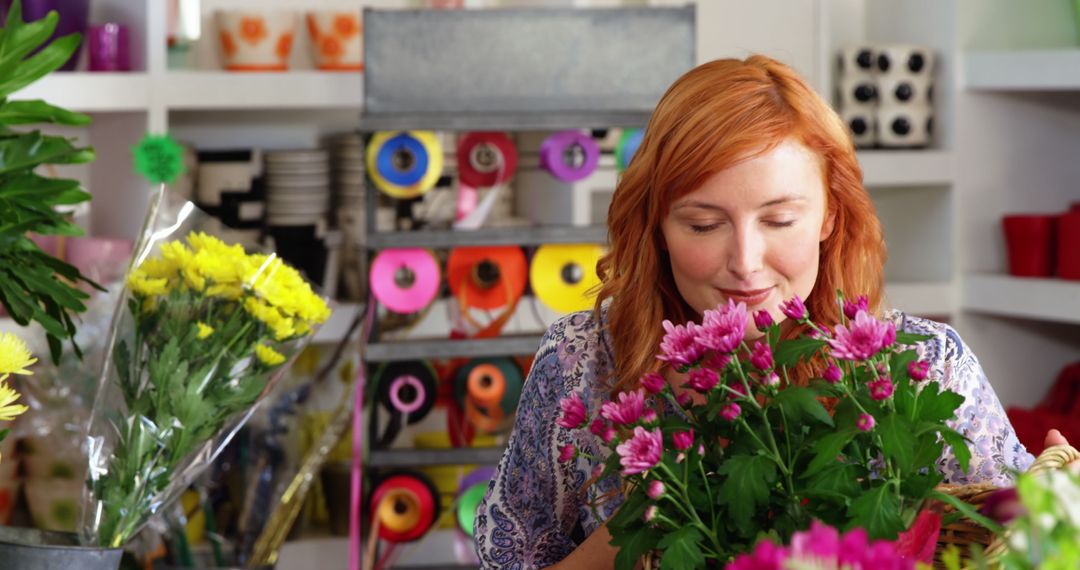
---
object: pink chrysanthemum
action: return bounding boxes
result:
[749,341,773,371]
[642,409,658,424]
[705,352,732,372]
[843,295,869,320]
[675,391,693,408]
[869,377,895,401]
[720,402,741,421]
[727,520,915,570]
[857,413,876,432]
[640,372,666,394]
[557,392,587,429]
[697,299,747,354]
[908,360,930,382]
[823,363,843,384]
[658,320,705,366]
[753,309,773,332]
[558,444,575,463]
[644,505,658,523]
[601,388,646,425]
[827,310,897,361]
[616,426,663,476]
[589,417,617,443]
[779,295,808,321]
[686,367,720,393]
[647,480,665,500]
[672,429,694,451]
[761,371,780,387]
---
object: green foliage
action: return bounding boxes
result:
[0,0,99,362]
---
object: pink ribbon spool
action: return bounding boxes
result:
[389,375,426,415]
[539,131,600,183]
[369,248,441,314]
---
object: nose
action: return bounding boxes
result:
[726,224,764,281]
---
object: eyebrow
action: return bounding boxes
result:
[673,195,808,211]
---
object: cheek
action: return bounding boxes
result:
[666,233,724,283]
[766,227,822,293]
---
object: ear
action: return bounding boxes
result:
[819,206,837,242]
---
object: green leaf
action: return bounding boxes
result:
[915,381,965,423]
[0,131,95,175]
[773,338,827,368]
[804,428,857,477]
[802,463,860,512]
[608,489,649,531]
[940,427,972,475]
[717,454,777,529]
[848,483,905,540]
[0,99,90,126]
[889,349,919,381]
[928,489,1004,535]
[0,33,82,97]
[657,526,705,570]
[773,386,834,427]
[878,415,916,473]
[611,524,662,570]
[895,331,933,346]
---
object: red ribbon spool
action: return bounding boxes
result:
[456,132,518,188]
[369,473,439,543]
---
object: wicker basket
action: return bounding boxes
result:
[932,443,1080,569]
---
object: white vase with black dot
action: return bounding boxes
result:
[876,104,932,148]
[874,45,935,78]
[838,46,876,79]
[840,108,876,148]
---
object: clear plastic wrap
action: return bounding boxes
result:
[80,191,331,548]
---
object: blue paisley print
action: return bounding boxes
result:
[473,308,1034,568]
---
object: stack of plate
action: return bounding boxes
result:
[264,149,330,227]
[328,133,365,216]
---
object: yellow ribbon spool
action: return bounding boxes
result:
[366,131,444,199]
[530,244,604,314]
[376,488,422,534]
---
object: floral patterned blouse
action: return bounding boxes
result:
[473,307,1034,569]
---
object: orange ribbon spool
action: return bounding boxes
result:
[369,473,439,543]
[447,246,527,310]
[467,363,507,408]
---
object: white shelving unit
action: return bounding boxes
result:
[858,150,954,188]
[965,50,1080,90]
[963,274,1080,325]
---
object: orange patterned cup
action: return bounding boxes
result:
[306,10,363,71]
[216,10,298,72]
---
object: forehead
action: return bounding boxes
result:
[673,139,826,208]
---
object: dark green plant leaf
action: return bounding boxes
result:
[848,483,904,540]
[895,331,933,345]
[804,428,857,477]
[611,524,661,570]
[914,381,965,424]
[657,526,705,570]
[0,131,95,174]
[717,453,777,529]
[0,99,91,126]
[608,489,649,531]
[939,427,972,475]
[774,338,827,367]
[878,415,916,473]
[773,386,834,427]
[0,33,82,97]
[928,489,1004,535]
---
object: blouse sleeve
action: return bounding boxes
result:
[933,325,1035,486]
[474,326,580,569]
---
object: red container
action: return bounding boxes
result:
[1002,214,1056,277]
[1057,212,1080,280]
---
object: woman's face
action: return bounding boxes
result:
[660,138,834,338]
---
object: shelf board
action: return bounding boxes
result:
[368,447,506,468]
[366,225,607,249]
[11,72,151,112]
[312,302,364,344]
[358,110,651,131]
[962,273,1080,324]
[161,70,364,111]
[964,50,1080,90]
[885,282,953,316]
[365,335,543,362]
[858,150,954,187]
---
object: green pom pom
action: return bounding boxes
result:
[133,134,185,185]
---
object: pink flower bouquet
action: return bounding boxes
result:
[559,293,970,568]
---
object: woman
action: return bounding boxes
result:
[473,55,1041,569]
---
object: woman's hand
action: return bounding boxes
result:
[1044,429,1080,474]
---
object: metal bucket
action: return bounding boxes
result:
[0,526,122,570]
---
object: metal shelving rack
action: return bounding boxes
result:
[355,6,695,566]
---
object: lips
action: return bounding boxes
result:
[719,286,774,306]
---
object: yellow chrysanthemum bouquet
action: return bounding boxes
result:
[0,332,33,452]
[81,225,330,547]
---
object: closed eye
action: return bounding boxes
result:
[764,220,796,228]
[689,223,720,233]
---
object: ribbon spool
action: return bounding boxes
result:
[366,131,444,199]
[456,467,495,538]
[529,243,604,314]
[369,248,441,314]
[372,361,438,448]
[369,472,440,543]
[454,358,523,433]
[446,246,527,311]
[539,131,600,183]
[457,132,518,188]
[615,128,644,173]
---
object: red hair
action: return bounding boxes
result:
[596,55,886,393]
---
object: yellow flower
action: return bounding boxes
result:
[207,283,244,301]
[0,382,28,421]
[255,344,286,367]
[128,275,169,297]
[244,297,283,329]
[196,322,214,340]
[0,333,36,379]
